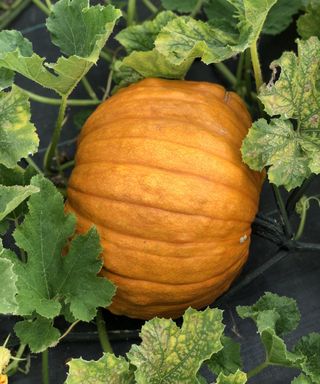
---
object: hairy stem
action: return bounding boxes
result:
[272,185,293,239]
[19,87,100,106]
[250,40,263,91]
[25,157,44,175]
[142,0,157,13]
[247,361,269,379]
[81,77,98,100]
[58,320,81,342]
[127,0,136,26]
[5,344,27,376]
[96,308,113,354]
[213,62,237,87]
[0,0,32,29]
[42,349,49,384]
[190,0,204,18]
[44,96,68,171]
[31,0,50,15]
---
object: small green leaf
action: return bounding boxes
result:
[297,1,320,39]
[0,165,36,186]
[14,317,60,353]
[237,293,302,367]
[116,11,177,54]
[65,353,135,384]
[294,333,320,383]
[215,370,247,384]
[0,67,14,90]
[0,1,121,96]
[8,175,115,321]
[207,336,242,376]
[161,0,198,13]
[0,185,39,221]
[263,0,303,35]
[0,221,9,235]
[115,11,192,84]
[127,307,224,384]
[291,374,313,383]
[0,243,18,314]
[155,0,277,66]
[0,86,39,168]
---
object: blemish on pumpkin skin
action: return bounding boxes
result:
[239,234,247,244]
[223,91,230,104]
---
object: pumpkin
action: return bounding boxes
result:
[65,78,263,319]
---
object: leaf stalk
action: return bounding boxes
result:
[96,308,113,354]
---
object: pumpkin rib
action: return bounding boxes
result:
[76,136,261,194]
[101,248,246,289]
[78,125,262,188]
[81,104,246,146]
[96,80,249,131]
[74,159,259,205]
[81,115,243,150]
[101,243,248,284]
[95,92,249,136]
[68,184,254,224]
[66,201,252,245]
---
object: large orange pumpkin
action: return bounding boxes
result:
[66,78,263,319]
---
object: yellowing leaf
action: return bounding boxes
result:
[0,86,39,168]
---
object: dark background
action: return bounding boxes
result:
[0,2,319,383]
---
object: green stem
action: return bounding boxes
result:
[247,361,269,379]
[5,343,27,376]
[59,159,75,171]
[0,0,32,30]
[250,40,263,91]
[58,320,81,341]
[213,63,237,87]
[100,50,113,63]
[272,185,293,239]
[81,77,98,100]
[294,202,307,241]
[96,308,113,354]
[42,349,49,384]
[25,157,44,175]
[127,0,136,26]
[190,0,204,18]
[44,0,51,9]
[18,87,100,106]
[236,52,245,89]
[142,0,157,13]
[31,0,50,15]
[44,96,68,171]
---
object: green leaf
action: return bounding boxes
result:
[0,1,121,96]
[0,67,14,90]
[46,0,121,57]
[237,293,302,367]
[0,185,39,221]
[127,307,224,384]
[65,353,135,384]
[116,11,177,54]
[14,317,60,353]
[263,0,303,35]
[243,37,320,190]
[294,333,320,383]
[291,374,313,383]
[161,0,198,13]
[297,1,320,39]
[0,165,36,186]
[241,119,311,190]
[0,243,18,314]
[0,221,9,235]
[0,86,39,168]
[215,370,247,384]
[115,11,192,84]
[155,0,277,66]
[207,336,242,376]
[8,175,115,321]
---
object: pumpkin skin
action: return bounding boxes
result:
[65,78,263,319]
